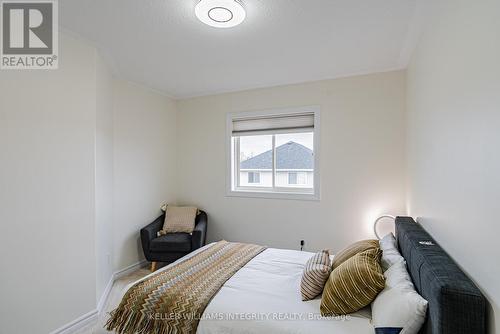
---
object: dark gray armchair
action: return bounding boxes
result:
[141,210,207,271]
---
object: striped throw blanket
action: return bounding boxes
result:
[106,241,266,334]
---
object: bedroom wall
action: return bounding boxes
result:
[0,33,98,334]
[95,53,114,302]
[406,0,500,332]
[176,71,407,252]
[112,80,178,270]
[0,32,179,332]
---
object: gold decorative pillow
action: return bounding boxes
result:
[159,205,198,235]
[320,248,385,315]
[331,239,379,269]
[300,250,331,301]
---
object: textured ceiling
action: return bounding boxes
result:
[60,0,420,98]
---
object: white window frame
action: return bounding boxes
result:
[226,106,321,201]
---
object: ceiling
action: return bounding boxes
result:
[60,0,421,99]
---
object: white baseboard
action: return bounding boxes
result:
[49,309,98,334]
[50,259,149,333]
[97,274,115,315]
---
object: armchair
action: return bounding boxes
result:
[141,210,207,271]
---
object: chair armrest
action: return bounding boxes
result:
[140,215,164,260]
[192,211,207,250]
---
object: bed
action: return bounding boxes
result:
[197,247,373,334]
[109,217,486,334]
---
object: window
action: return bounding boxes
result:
[288,172,307,185]
[227,107,320,200]
[248,172,260,184]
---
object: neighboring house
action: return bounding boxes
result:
[240,141,313,188]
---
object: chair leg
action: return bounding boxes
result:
[151,261,157,272]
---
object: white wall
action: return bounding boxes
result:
[95,53,114,302]
[176,71,407,252]
[113,80,178,270]
[0,32,179,333]
[0,34,98,334]
[406,1,500,332]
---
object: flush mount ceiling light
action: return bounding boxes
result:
[195,0,246,28]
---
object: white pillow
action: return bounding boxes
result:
[371,261,428,334]
[379,233,405,271]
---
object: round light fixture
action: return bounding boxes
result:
[373,215,396,240]
[195,0,246,28]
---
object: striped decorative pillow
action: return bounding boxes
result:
[300,250,331,301]
[331,239,379,269]
[321,248,385,315]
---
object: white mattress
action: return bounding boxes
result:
[126,243,374,334]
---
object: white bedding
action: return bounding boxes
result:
[125,243,374,334]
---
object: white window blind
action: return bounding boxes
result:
[232,113,314,136]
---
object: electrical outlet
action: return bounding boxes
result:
[300,240,305,251]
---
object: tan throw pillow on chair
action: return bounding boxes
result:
[321,248,385,315]
[159,205,198,234]
[331,239,379,269]
[300,250,331,301]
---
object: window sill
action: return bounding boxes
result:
[226,189,320,201]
